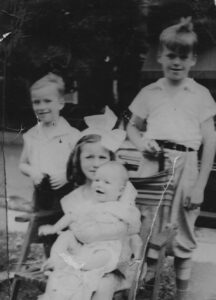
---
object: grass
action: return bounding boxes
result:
[0,230,176,300]
[0,230,45,299]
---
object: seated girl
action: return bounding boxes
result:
[38,162,142,300]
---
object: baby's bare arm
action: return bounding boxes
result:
[39,213,75,236]
[76,204,141,243]
[104,204,141,235]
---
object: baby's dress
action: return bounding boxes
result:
[38,185,141,300]
[38,243,122,300]
[72,207,125,266]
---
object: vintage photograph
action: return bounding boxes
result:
[1,0,216,299]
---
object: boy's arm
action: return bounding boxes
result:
[126,114,160,153]
[38,213,75,235]
[49,172,68,190]
[48,129,80,190]
[19,141,44,185]
[185,117,216,210]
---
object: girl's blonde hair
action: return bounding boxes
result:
[159,17,198,55]
[66,134,115,186]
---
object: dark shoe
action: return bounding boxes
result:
[136,278,156,300]
[144,277,155,291]
[136,286,152,300]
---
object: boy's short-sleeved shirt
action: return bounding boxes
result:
[23,116,80,175]
[129,78,216,150]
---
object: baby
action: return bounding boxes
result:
[38,162,142,300]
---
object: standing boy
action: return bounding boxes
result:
[19,72,80,213]
[127,18,216,299]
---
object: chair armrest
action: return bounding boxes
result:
[15,213,32,222]
[14,268,47,288]
[15,210,62,223]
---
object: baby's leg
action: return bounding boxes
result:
[49,230,80,269]
[92,274,120,300]
[42,268,84,300]
[79,248,112,270]
[80,241,122,271]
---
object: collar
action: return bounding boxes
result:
[147,77,196,93]
[28,117,73,139]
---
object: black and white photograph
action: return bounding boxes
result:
[1,0,216,299]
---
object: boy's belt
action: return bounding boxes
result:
[156,140,195,152]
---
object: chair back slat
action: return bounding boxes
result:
[131,168,174,206]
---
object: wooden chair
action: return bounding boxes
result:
[113,167,176,300]
[10,188,63,300]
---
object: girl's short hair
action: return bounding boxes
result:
[159,17,198,55]
[66,134,115,186]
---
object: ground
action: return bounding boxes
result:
[0,230,45,300]
[0,228,176,300]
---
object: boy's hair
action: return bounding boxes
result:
[66,134,115,186]
[30,73,65,97]
[159,17,198,55]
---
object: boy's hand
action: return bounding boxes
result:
[38,224,56,236]
[30,170,44,185]
[141,139,160,154]
[49,172,67,190]
[183,185,204,210]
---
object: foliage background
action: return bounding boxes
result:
[1,1,216,299]
[0,0,216,129]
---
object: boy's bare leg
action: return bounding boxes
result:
[175,256,192,300]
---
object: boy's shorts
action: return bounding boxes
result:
[140,150,200,259]
[34,174,73,211]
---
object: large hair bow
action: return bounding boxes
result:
[82,106,126,152]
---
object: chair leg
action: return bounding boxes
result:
[10,216,37,300]
[127,260,147,300]
[16,216,38,269]
[10,277,21,300]
[151,247,166,300]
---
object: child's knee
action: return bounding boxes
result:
[97,274,119,294]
